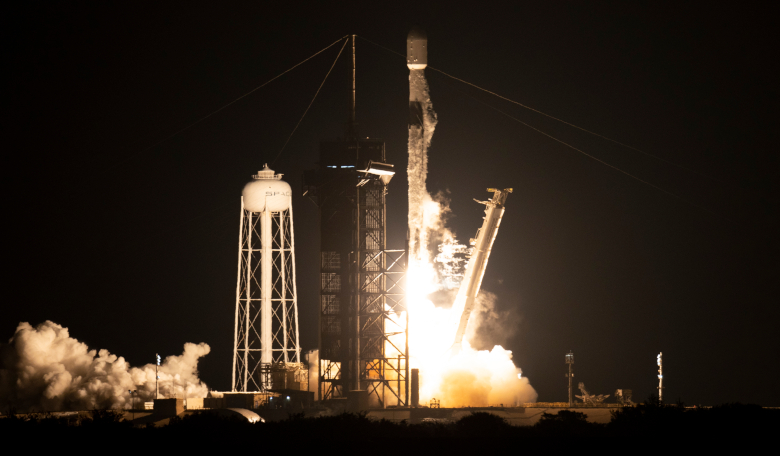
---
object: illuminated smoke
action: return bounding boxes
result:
[0,321,210,412]
[407,71,438,269]
[406,73,537,407]
[435,239,469,291]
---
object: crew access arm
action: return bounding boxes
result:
[451,188,512,350]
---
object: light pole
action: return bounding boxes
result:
[566,352,574,407]
[657,352,663,403]
[129,389,137,422]
[155,354,161,400]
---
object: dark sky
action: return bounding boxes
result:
[5,2,778,406]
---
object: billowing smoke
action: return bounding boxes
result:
[406,70,537,407]
[435,345,537,407]
[410,290,537,408]
[0,321,210,412]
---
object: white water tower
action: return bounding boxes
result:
[232,164,301,392]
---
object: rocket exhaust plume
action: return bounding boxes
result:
[0,321,210,413]
[405,28,537,407]
[407,26,437,268]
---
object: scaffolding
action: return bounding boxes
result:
[306,140,408,408]
[304,36,407,407]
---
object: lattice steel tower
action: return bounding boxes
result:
[303,35,408,407]
[232,165,302,392]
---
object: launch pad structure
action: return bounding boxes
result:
[230,31,518,410]
[303,35,409,408]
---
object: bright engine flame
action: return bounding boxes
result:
[404,195,537,408]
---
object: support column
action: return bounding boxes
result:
[289,205,301,363]
[261,209,273,369]
[281,211,288,363]
[232,199,245,392]
[354,185,361,392]
[243,212,253,391]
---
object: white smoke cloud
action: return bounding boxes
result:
[0,321,210,413]
[435,344,538,407]
[412,291,537,408]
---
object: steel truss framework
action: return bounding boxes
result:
[319,180,409,407]
[233,200,301,392]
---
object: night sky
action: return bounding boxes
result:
[6,2,777,406]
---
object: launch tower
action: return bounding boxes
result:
[303,35,408,407]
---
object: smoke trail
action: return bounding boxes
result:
[0,321,210,413]
[407,70,438,267]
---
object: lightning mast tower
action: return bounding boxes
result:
[232,165,302,392]
[566,352,574,407]
[303,35,408,407]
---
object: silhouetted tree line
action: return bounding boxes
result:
[2,397,776,451]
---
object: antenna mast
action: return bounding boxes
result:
[347,34,357,138]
